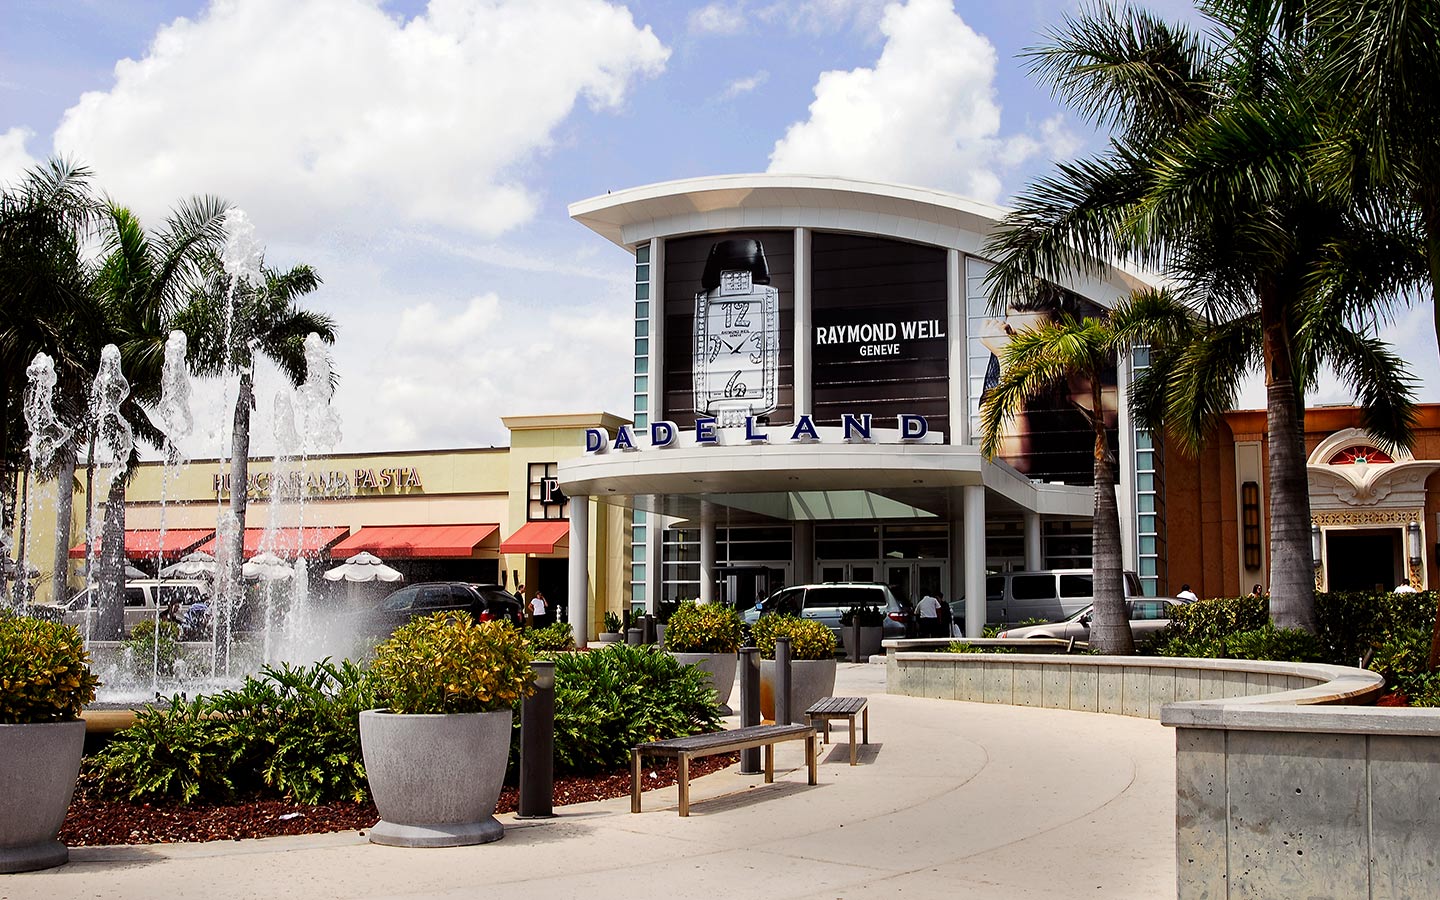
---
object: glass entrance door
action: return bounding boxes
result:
[819,561,879,583]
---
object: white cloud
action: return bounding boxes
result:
[688,2,746,35]
[50,0,669,240]
[0,127,39,186]
[767,0,1067,201]
[756,0,889,34]
[721,70,769,100]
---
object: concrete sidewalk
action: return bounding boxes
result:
[3,663,1177,900]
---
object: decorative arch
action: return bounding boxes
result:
[1308,427,1414,467]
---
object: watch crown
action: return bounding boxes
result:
[701,239,771,290]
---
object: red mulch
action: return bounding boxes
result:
[59,754,738,846]
[1376,692,1410,707]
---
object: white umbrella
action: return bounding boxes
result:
[159,550,217,578]
[323,551,403,583]
[124,563,149,580]
[243,551,295,582]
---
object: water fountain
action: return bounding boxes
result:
[18,352,71,606]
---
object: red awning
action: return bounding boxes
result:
[329,524,500,559]
[67,529,215,560]
[498,521,570,555]
[194,527,351,558]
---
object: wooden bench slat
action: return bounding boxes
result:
[632,722,819,817]
[639,723,812,753]
[806,696,867,716]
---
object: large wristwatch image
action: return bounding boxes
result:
[692,239,780,427]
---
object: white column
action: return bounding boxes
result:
[947,249,967,445]
[793,227,812,419]
[1024,512,1043,570]
[699,506,717,604]
[567,495,590,648]
[963,485,986,638]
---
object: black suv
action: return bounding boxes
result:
[365,582,523,635]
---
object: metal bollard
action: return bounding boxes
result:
[739,646,761,773]
[850,618,861,663]
[775,635,792,726]
[518,660,556,818]
[626,627,643,646]
[642,613,656,645]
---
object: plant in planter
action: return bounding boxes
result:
[838,605,886,662]
[665,602,743,713]
[0,612,101,872]
[752,615,838,724]
[597,611,624,643]
[361,613,534,847]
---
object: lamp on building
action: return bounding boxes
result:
[1408,520,1422,566]
[1311,523,1322,568]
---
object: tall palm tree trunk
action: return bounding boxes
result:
[216,367,254,669]
[50,445,77,603]
[1261,293,1317,631]
[96,476,128,639]
[1088,376,1134,654]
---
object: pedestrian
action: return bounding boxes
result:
[531,590,548,627]
[915,590,942,638]
[1176,583,1199,603]
[160,598,183,627]
[1248,584,1265,600]
[936,590,953,637]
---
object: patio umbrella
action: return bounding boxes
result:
[243,551,294,582]
[323,551,403,583]
[124,564,149,580]
[159,550,217,578]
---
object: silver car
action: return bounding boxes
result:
[743,582,910,642]
[995,597,1191,644]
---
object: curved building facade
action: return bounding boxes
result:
[562,174,1164,637]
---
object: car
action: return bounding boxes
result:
[363,581,523,636]
[743,582,910,643]
[984,569,1148,625]
[994,596,1192,644]
[59,579,210,633]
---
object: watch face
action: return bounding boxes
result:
[694,273,778,423]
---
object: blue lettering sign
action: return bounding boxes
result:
[695,417,718,445]
[613,425,637,451]
[744,416,768,443]
[650,420,676,448]
[585,428,608,453]
[899,414,929,441]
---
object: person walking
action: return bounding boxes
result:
[1176,584,1199,603]
[530,590,548,627]
[915,590,942,638]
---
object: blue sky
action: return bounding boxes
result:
[3,0,1435,455]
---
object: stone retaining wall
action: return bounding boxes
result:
[889,651,1440,899]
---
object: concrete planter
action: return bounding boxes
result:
[595,632,622,644]
[0,720,85,873]
[670,651,738,714]
[841,626,885,662]
[359,708,512,847]
[760,658,837,724]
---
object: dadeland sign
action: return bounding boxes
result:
[585,413,939,453]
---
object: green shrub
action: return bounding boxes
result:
[665,602,743,653]
[1367,625,1434,697]
[838,605,885,627]
[751,615,836,660]
[946,641,1015,654]
[1220,625,1327,663]
[530,644,722,773]
[603,611,623,633]
[125,619,182,676]
[524,621,576,653]
[0,613,100,723]
[371,613,534,714]
[87,660,376,806]
[1406,672,1440,707]
[1314,590,1437,664]
[1151,595,1270,658]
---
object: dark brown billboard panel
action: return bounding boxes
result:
[662,231,795,427]
[811,232,949,437]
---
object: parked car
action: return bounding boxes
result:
[363,581,523,637]
[743,582,909,642]
[60,579,210,633]
[995,596,1192,644]
[985,569,1146,625]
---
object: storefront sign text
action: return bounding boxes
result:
[214,466,424,499]
[585,413,932,453]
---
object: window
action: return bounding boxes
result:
[1241,481,1262,570]
[124,587,146,607]
[805,587,882,609]
[381,587,419,611]
[528,462,568,521]
[1011,574,1057,601]
[1129,600,1167,621]
[1058,574,1093,599]
[986,576,1004,603]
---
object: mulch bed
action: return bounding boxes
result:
[59,754,738,846]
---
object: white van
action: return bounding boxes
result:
[986,569,1145,625]
[61,579,210,633]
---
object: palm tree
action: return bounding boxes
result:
[174,261,334,659]
[978,302,1135,653]
[87,199,228,638]
[983,2,1421,632]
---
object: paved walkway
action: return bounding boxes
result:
[3,663,1177,900]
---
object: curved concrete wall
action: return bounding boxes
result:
[889,652,1440,899]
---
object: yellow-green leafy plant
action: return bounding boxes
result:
[665,602,743,654]
[371,614,534,714]
[752,615,837,661]
[0,614,101,723]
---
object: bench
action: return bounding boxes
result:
[805,697,869,765]
[631,723,818,816]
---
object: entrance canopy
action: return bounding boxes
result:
[499,521,570,555]
[330,524,500,559]
[558,442,1091,524]
[195,526,350,558]
[68,528,214,560]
